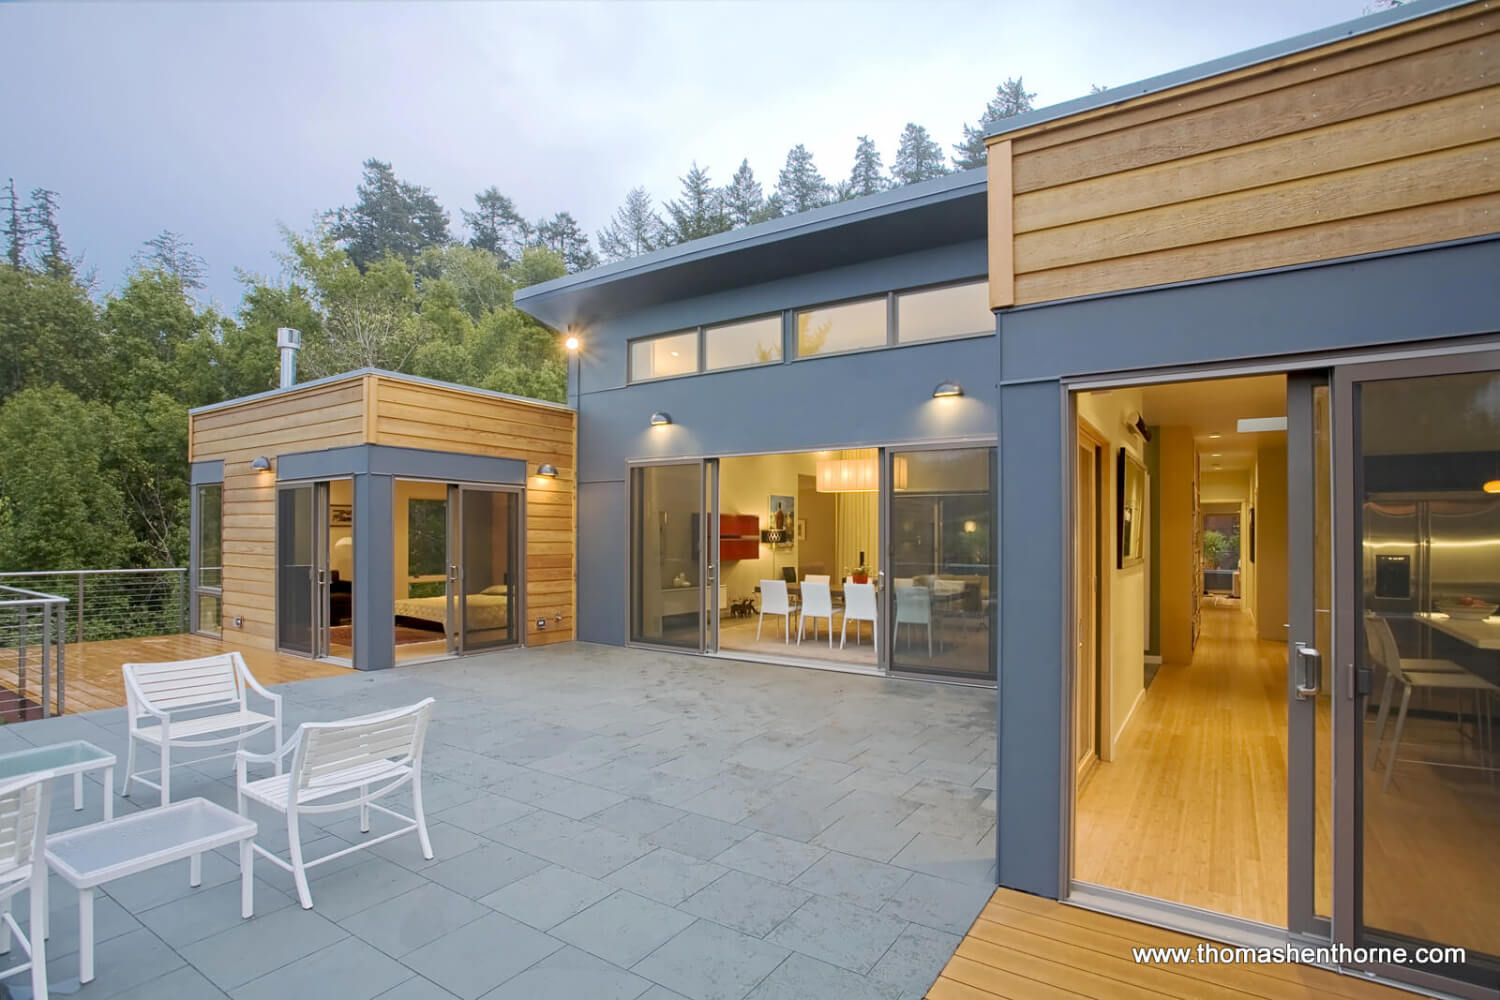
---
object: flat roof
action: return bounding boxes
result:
[514,169,986,330]
[189,367,574,417]
[987,0,1472,140]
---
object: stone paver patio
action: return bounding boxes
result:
[1,641,997,1000]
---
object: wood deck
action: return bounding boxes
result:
[0,633,350,716]
[928,888,1412,1000]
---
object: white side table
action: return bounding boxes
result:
[45,798,257,983]
[0,739,115,819]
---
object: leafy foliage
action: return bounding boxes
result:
[328,158,452,270]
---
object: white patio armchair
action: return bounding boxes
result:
[122,652,284,806]
[236,698,436,910]
[0,773,52,1000]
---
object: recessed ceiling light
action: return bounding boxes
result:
[670,351,679,357]
[1211,453,1222,457]
[1208,433,1221,439]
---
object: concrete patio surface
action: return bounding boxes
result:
[0,641,997,1000]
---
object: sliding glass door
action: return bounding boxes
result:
[455,486,522,652]
[886,447,996,680]
[629,462,711,649]
[276,482,327,657]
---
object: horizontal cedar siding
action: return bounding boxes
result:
[370,375,576,646]
[989,1,1500,306]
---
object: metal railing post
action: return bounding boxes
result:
[77,570,85,645]
[55,600,66,716]
[17,603,26,708]
[40,598,51,719]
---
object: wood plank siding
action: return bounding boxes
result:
[187,371,576,652]
[986,1,1500,306]
[367,373,576,647]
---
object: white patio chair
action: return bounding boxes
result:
[798,581,835,647]
[758,580,795,643]
[1364,616,1498,791]
[236,698,436,910]
[895,583,934,658]
[0,773,52,1000]
[841,581,878,655]
[122,652,284,806]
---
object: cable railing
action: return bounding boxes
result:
[0,584,69,719]
[0,568,190,647]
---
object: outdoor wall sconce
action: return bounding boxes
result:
[1485,480,1500,495]
[932,381,963,398]
[537,463,558,478]
[564,329,580,351]
[650,411,672,427]
[250,456,272,471]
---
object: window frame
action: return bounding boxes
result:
[792,292,892,361]
[627,329,702,384]
[702,313,786,374]
[893,278,995,346]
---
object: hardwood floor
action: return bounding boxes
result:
[927,887,1411,999]
[0,633,350,716]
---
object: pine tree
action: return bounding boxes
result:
[664,162,731,244]
[533,211,598,272]
[132,230,207,289]
[750,192,785,224]
[597,187,667,262]
[722,159,765,228]
[328,158,452,270]
[3,178,27,270]
[952,77,1037,170]
[891,124,948,187]
[776,144,830,215]
[463,187,532,266]
[847,136,886,198]
[25,188,70,277]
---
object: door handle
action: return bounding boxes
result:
[1294,642,1321,700]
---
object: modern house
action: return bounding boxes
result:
[174,0,1499,995]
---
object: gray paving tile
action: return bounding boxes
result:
[424,842,550,898]
[868,922,962,996]
[490,809,653,878]
[792,851,912,911]
[551,890,695,967]
[478,945,652,1000]
[231,935,413,1000]
[890,832,996,886]
[180,905,348,990]
[605,847,727,906]
[301,855,428,920]
[836,768,920,798]
[103,848,244,913]
[680,869,810,938]
[744,952,902,1000]
[811,815,917,863]
[766,895,907,974]
[374,976,461,1000]
[400,911,563,1000]
[647,814,750,860]
[371,819,484,870]
[631,919,789,1000]
[42,926,189,998]
[340,882,492,956]
[881,871,993,935]
[481,865,614,930]
[432,791,536,834]
[135,876,294,949]
[588,797,686,837]
[636,988,692,1000]
[97,964,228,1000]
[712,831,825,884]
[535,781,629,819]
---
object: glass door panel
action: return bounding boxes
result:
[887,447,996,679]
[276,484,315,656]
[194,483,223,636]
[1335,352,1500,993]
[457,487,520,651]
[630,463,707,649]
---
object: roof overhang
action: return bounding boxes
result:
[514,169,987,331]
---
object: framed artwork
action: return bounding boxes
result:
[1249,506,1256,563]
[330,505,353,527]
[795,518,807,541]
[768,495,794,534]
[1117,448,1146,567]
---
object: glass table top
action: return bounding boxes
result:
[0,739,115,780]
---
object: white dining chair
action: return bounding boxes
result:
[758,580,795,643]
[0,772,51,1000]
[895,583,933,658]
[841,581,878,655]
[799,581,835,646]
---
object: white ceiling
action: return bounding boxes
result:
[1139,374,1287,472]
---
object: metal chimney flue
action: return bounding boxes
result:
[276,327,301,388]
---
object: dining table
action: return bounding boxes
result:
[1414,611,1500,651]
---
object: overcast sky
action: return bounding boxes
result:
[6,0,1372,306]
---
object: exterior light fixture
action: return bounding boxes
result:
[1485,480,1500,495]
[932,381,963,398]
[649,411,672,427]
[963,520,977,534]
[250,456,272,471]
[537,463,558,478]
[564,335,579,351]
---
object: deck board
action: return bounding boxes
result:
[928,888,1413,1000]
[0,634,349,716]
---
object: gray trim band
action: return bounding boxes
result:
[190,460,225,486]
[275,444,527,485]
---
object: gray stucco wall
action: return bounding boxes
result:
[571,240,997,646]
[993,236,1500,901]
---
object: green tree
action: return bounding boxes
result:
[891,123,948,186]
[722,159,765,228]
[26,188,71,277]
[848,136,887,198]
[132,230,206,290]
[463,187,531,266]
[416,243,513,321]
[953,77,1037,170]
[0,386,132,571]
[113,391,192,566]
[597,187,666,262]
[664,162,731,244]
[776,144,829,214]
[3,178,26,270]
[750,191,785,223]
[533,211,598,272]
[0,266,107,402]
[328,158,451,270]
[102,268,223,406]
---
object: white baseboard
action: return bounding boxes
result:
[1111,686,1147,757]
[1143,654,1162,665]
